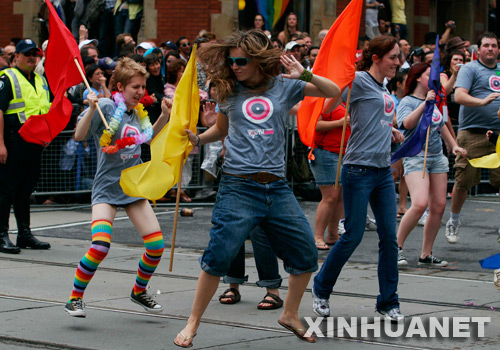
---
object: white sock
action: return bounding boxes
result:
[449,212,460,225]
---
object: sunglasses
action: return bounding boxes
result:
[227,57,250,67]
[181,42,191,47]
[22,51,39,57]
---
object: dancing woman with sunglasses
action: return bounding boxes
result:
[173,30,340,347]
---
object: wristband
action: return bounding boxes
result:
[195,135,201,147]
[299,69,313,82]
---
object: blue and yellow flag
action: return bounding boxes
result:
[391,35,441,164]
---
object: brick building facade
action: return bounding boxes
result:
[0,1,491,49]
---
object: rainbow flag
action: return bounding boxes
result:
[255,0,290,30]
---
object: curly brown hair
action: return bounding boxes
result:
[197,30,283,103]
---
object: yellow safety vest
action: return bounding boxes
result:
[0,68,50,124]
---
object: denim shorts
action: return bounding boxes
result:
[199,175,318,276]
[309,148,341,185]
[402,154,449,176]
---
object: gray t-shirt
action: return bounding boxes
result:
[365,1,379,27]
[78,98,144,206]
[219,76,306,177]
[397,95,445,155]
[455,60,500,130]
[342,71,395,168]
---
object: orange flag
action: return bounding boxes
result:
[296,0,363,156]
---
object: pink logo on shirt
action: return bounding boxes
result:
[121,124,140,149]
[489,76,500,92]
[432,109,443,123]
[242,96,274,124]
[383,93,395,116]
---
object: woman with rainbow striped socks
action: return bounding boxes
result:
[64,58,171,318]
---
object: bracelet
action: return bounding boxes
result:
[299,69,313,82]
[195,135,201,147]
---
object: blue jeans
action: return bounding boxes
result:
[223,226,282,289]
[200,175,318,276]
[313,165,400,312]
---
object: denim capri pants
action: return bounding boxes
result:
[199,174,318,276]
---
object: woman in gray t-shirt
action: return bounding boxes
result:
[174,30,341,347]
[396,62,466,267]
[312,36,406,322]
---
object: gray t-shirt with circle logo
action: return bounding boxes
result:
[219,76,306,177]
[456,60,500,130]
[79,98,144,206]
[342,71,395,168]
[397,95,445,155]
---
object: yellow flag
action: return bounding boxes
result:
[468,135,500,169]
[120,45,200,199]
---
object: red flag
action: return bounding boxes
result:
[296,0,363,154]
[19,0,84,145]
[472,48,478,61]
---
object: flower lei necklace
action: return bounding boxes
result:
[99,93,153,154]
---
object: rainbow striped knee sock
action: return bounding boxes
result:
[133,231,165,295]
[69,220,112,301]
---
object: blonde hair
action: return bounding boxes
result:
[113,57,149,88]
[197,30,283,103]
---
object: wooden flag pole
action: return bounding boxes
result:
[74,58,110,130]
[422,125,431,178]
[169,155,185,271]
[335,87,352,188]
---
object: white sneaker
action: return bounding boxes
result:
[494,269,500,290]
[417,211,428,226]
[366,216,377,231]
[376,307,404,322]
[445,220,459,244]
[397,249,408,266]
[311,290,330,317]
[338,220,345,235]
[65,298,86,318]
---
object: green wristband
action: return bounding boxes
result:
[299,69,313,82]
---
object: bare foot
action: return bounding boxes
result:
[325,233,340,245]
[174,327,197,348]
[278,315,316,342]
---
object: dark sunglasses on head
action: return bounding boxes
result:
[181,42,191,47]
[22,50,40,57]
[227,57,250,67]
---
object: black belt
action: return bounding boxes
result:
[465,128,490,134]
[223,172,283,184]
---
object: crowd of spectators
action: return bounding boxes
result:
[0,1,498,204]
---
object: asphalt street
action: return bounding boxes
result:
[27,196,500,272]
[1,195,500,350]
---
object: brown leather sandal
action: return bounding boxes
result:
[257,292,283,310]
[218,288,241,304]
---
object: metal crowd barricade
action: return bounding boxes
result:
[32,120,494,200]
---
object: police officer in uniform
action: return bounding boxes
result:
[0,39,51,254]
